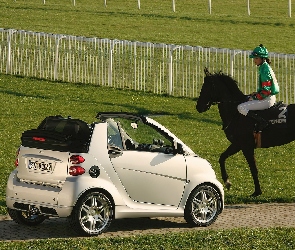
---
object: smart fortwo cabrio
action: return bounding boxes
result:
[6,112,224,236]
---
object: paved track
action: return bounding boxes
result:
[1,203,295,241]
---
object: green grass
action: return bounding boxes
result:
[0,0,294,53]
[1,228,295,249]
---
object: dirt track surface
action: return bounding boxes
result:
[1,203,295,241]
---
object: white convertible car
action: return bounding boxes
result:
[6,112,224,236]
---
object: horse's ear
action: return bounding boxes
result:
[204,67,211,76]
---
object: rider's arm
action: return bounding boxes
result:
[252,64,272,100]
[252,81,272,100]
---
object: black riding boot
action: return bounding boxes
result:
[247,111,269,132]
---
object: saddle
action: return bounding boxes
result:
[255,101,287,128]
[253,102,287,148]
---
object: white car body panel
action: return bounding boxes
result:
[17,148,70,186]
[110,151,186,206]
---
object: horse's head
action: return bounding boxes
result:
[196,68,245,113]
[196,68,220,113]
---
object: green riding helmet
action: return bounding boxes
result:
[249,44,269,58]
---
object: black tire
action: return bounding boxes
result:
[184,184,222,227]
[7,208,46,226]
[69,191,114,236]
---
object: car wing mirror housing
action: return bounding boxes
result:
[173,141,184,155]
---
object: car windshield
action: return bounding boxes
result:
[119,118,171,145]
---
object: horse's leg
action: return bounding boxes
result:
[241,147,262,197]
[219,143,241,190]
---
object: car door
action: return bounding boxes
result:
[107,117,187,206]
[110,150,186,206]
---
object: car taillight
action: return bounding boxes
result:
[69,166,85,176]
[14,148,20,167]
[70,155,85,164]
[69,155,85,176]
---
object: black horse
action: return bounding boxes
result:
[196,68,295,197]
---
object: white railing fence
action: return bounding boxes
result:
[1,28,295,103]
[12,0,293,17]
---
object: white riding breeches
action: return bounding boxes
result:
[237,95,276,116]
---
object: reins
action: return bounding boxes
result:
[221,113,238,131]
[212,100,241,105]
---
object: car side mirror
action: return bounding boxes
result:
[173,141,184,155]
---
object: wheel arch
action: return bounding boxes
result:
[69,187,115,236]
[183,182,223,227]
[73,187,116,218]
[183,181,224,212]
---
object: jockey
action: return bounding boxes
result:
[237,44,280,132]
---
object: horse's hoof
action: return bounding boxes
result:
[250,191,262,197]
[225,180,232,190]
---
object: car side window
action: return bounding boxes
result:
[116,118,173,153]
[123,121,169,145]
[107,121,123,149]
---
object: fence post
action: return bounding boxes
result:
[169,45,180,95]
[289,0,292,17]
[208,0,212,14]
[138,0,140,9]
[6,30,11,74]
[134,42,137,90]
[108,40,120,87]
[285,54,289,103]
[172,0,175,12]
[247,0,251,15]
[54,35,65,81]
[169,47,173,95]
[6,29,16,74]
[230,50,242,77]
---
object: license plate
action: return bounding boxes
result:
[28,160,55,173]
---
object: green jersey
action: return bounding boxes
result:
[253,62,279,100]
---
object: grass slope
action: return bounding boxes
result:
[1,228,295,249]
[1,73,295,216]
[0,0,294,53]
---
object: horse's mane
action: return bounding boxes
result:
[212,71,244,98]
